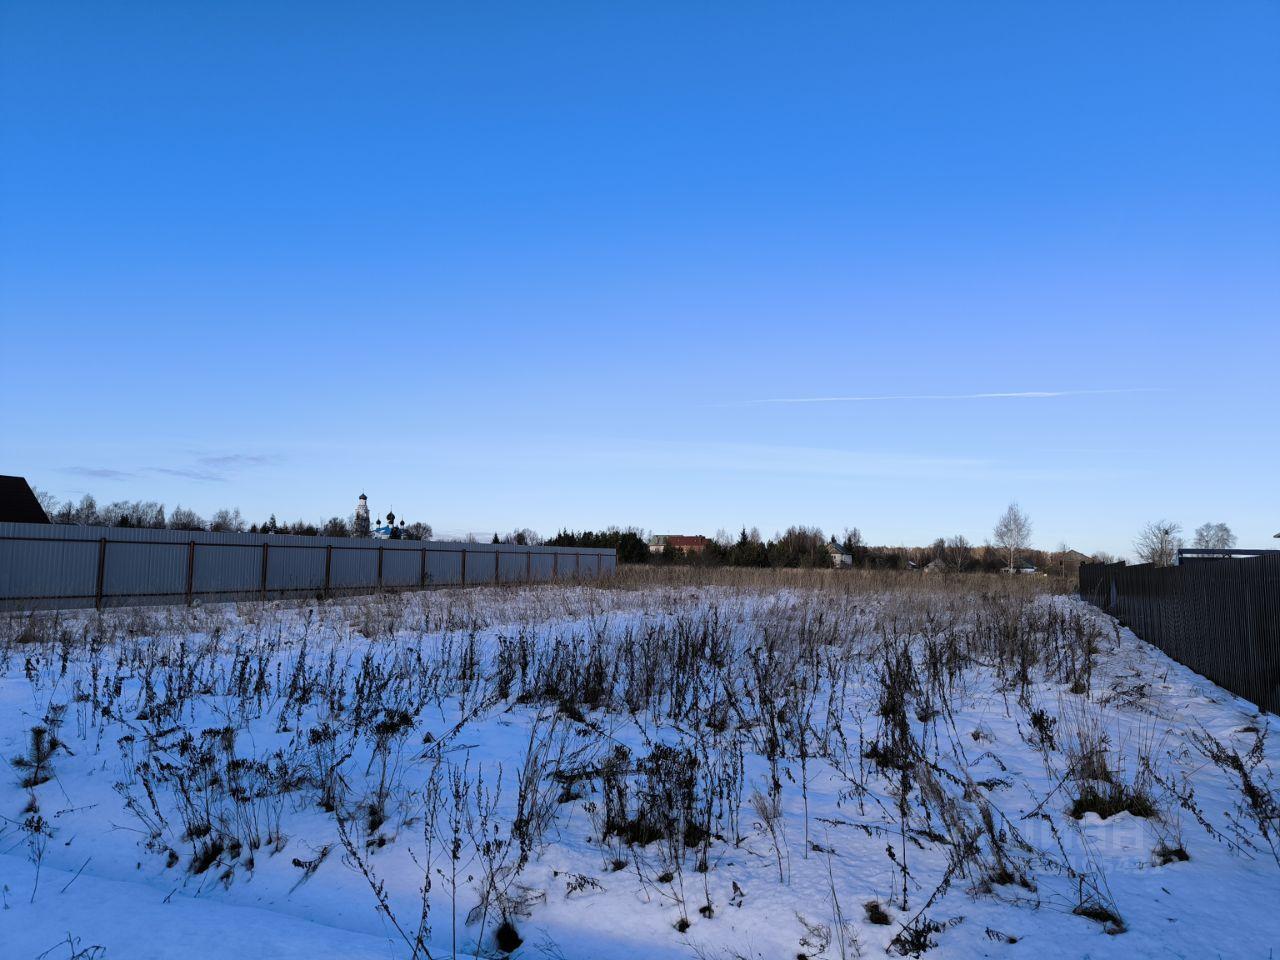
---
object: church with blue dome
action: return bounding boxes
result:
[373,507,399,539]
[354,492,410,539]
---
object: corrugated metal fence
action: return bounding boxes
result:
[0,521,616,612]
[1079,556,1280,713]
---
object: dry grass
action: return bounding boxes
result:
[604,563,1074,598]
[5,568,1273,957]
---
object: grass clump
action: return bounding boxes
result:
[863,900,891,925]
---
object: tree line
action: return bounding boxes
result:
[552,518,1060,572]
[33,490,1241,568]
[27,494,1068,569]
[33,491,432,540]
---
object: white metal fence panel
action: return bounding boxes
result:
[0,522,615,611]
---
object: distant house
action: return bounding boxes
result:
[924,557,949,574]
[826,540,852,568]
[0,476,50,524]
[1052,549,1092,577]
[1004,557,1038,575]
[648,535,709,555]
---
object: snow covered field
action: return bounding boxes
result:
[1,576,1277,959]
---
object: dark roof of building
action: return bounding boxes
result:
[663,535,709,548]
[0,476,50,524]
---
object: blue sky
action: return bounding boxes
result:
[2,1,1276,555]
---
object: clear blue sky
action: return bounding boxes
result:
[2,2,1276,555]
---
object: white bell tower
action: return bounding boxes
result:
[354,492,371,537]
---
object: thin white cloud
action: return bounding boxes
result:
[61,453,278,485]
[526,437,1067,483]
[741,388,1164,405]
[62,466,137,480]
[197,454,276,468]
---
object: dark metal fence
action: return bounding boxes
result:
[0,521,615,612]
[1079,556,1280,713]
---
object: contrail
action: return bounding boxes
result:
[741,388,1164,405]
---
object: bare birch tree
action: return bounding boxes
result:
[944,534,972,570]
[1192,522,1236,553]
[993,503,1032,573]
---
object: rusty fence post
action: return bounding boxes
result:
[185,540,196,605]
[94,537,107,610]
[552,552,559,579]
[377,546,384,591]
[420,547,427,588]
[494,550,500,585]
[461,548,467,586]
[526,550,532,583]
[260,542,270,599]
[324,544,333,598]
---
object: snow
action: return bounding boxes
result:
[1,584,1277,959]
